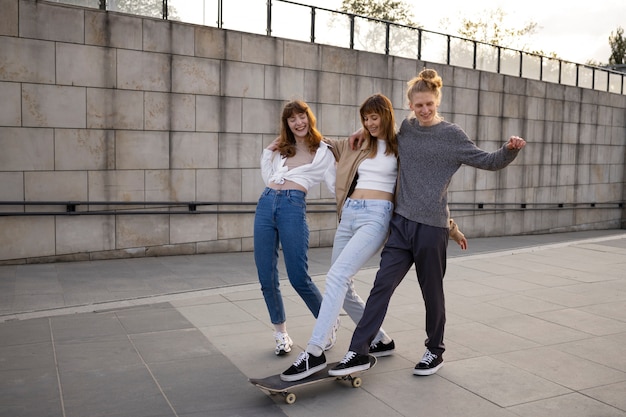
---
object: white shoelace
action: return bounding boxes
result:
[292,352,310,369]
[420,349,437,365]
[339,351,357,364]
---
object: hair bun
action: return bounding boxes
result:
[418,68,443,88]
[419,69,437,80]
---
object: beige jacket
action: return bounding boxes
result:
[323,137,465,245]
[324,137,373,220]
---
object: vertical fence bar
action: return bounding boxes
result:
[349,14,355,49]
[446,35,451,65]
[472,40,477,69]
[163,0,168,19]
[217,0,223,28]
[310,7,316,43]
[592,67,595,89]
[99,0,105,10]
[519,51,523,77]
[497,47,501,74]
[417,29,422,61]
[385,22,390,55]
[539,55,543,81]
[266,0,272,36]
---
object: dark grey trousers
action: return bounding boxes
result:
[349,214,449,356]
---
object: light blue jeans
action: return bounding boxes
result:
[308,198,393,350]
[254,188,323,324]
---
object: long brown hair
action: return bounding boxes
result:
[359,94,398,158]
[277,100,323,158]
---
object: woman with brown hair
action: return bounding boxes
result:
[254,100,336,356]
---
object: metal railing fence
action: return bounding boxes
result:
[45,0,626,95]
[1,201,622,217]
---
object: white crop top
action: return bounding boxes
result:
[355,140,397,194]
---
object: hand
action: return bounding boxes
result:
[506,136,526,150]
[267,137,280,151]
[449,219,467,250]
[348,128,365,150]
[457,236,468,250]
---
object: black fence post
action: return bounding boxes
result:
[385,22,390,55]
[472,40,477,69]
[417,29,422,61]
[310,7,316,43]
[266,0,272,36]
[217,0,223,28]
[349,14,355,49]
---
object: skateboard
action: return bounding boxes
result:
[249,355,377,404]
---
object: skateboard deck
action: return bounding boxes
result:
[249,355,377,404]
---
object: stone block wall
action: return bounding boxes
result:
[0,0,624,263]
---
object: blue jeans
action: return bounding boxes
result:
[308,198,393,350]
[254,188,323,325]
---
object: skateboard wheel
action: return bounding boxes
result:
[285,392,297,404]
[351,377,362,388]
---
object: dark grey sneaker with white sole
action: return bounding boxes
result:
[369,339,395,357]
[280,351,327,381]
[413,348,443,376]
[328,351,370,376]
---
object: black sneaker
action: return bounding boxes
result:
[328,351,370,376]
[280,351,327,382]
[413,348,443,376]
[369,340,395,357]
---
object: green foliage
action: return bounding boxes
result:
[337,0,422,58]
[456,7,537,49]
[340,0,416,25]
[608,26,625,65]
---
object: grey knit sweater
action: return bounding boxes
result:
[395,118,521,228]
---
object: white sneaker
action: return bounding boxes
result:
[324,317,340,351]
[274,332,293,356]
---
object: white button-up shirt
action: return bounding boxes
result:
[260,141,336,195]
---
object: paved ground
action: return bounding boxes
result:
[1,229,625,417]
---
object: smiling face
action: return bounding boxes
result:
[363,112,382,138]
[287,112,309,140]
[409,91,440,127]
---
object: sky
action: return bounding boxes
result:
[173,0,625,65]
